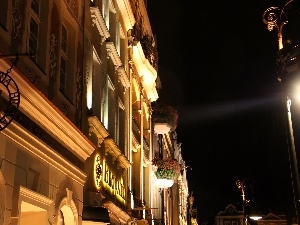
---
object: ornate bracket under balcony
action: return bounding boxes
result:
[117,66,130,88]
[90,6,110,44]
[117,154,131,170]
[143,156,150,167]
[104,138,130,170]
[88,116,109,146]
[106,42,122,69]
[132,42,158,102]
[131,133,140,152]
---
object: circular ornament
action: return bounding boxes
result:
[94,155,102,189]
[0,71,20,131]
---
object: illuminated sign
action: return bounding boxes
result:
[103,161,126,201]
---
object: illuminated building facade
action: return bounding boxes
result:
[0,0,93,224]
[150,131,190,225]
[215,204,244,225]
[0,0,191,225]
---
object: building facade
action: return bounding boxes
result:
[0,0,191,225]
[0,0,93,225]
[215,204,244,225]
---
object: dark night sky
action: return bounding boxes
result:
[147,0,300,224]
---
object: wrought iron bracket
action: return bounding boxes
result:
[0,52,34,131]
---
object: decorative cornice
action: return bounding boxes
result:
[2,121,87,185]
[117,154,131,170]
[13,110,85,170]
[20,186,53,206]
[106,42,122,69]
[104,138,130,169]
[90,6,110,43]
[88,116,109,146]
[115,0,135,31]
[117,66,130,88]
[132,43,158,102]
[0,58,95,162]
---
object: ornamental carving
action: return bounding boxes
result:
[49,34,57,79]
[94,155,102,189]
[12,0,23,40]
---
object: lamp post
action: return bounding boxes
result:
[263,1,300,223]
[236,179,250,225]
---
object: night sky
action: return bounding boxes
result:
[147,0,300,224]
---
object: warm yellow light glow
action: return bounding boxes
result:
[87,80,92,109]
[249,215,262,220]
[294,84,300,101]
[60,205,74,225]
[102,161,126,205]
[94,154,102,190]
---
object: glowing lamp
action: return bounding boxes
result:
[249,215,262,221]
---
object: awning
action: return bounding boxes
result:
[82,205,110,223]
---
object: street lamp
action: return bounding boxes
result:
[263,1,300,223]
[236,179,250,225]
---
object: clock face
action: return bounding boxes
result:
[94,155,102,189]
[0,71,20,131]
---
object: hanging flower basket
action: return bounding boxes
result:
[152,157,181,188]
[152,103,178,134]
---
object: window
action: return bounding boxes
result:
[59,23,68,95]
[107,77,116,138]
[61,24,67,54]
[102,75,116,137]
[29,19,39,54]
[117,98,125,152]
[102,0,109,26]
[58,21,76,103]
[0,1,8,29]
[59,56,67,93]
[29,0,41,61]
[90,50,103,116]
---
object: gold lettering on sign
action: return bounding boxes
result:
[103,161,126,200]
